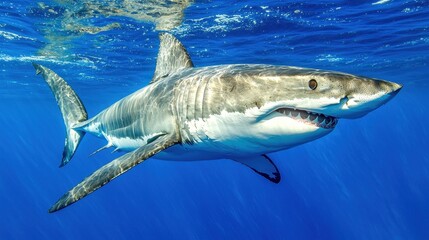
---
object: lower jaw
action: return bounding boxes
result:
[260,126,334,152]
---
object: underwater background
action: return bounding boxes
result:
[1,0,428,239]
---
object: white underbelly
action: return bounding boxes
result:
[104,132,165,151]
[155,144,226,161]
[178,109,332,159]
[99,107,332,161]
[102,133,225,161]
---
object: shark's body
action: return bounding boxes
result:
[80,65,338,160]
[34,33,402,212]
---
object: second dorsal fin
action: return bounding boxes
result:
[151,32,194,83]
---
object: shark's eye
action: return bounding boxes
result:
[309,79,318,90]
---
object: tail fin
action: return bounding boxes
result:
[33,63,88,167]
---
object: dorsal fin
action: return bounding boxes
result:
[151,32,194,83]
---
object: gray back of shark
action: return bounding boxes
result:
[33,33,402,212]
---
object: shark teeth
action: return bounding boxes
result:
[275,108,338,129]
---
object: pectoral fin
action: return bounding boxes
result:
[233,155,281,183]
[49,133,178,213]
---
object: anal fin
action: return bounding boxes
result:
[49,133,178,213]
[233,155,281,183]
[89,143,113,157]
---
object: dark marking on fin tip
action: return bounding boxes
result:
[232,154,281,184]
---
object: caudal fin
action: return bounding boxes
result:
[33,63,88,167]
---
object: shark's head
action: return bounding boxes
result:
[256,66,402,119]
[218,65,402,153]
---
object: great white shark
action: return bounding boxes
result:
[33,33,402,212]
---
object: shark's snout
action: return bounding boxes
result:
[338,79,402,119]
[389,82,403,96]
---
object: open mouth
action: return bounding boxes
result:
[275,108,338,129]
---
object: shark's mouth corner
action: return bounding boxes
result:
[275,108,338,129]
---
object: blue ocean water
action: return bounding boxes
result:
[1,0,428,239]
